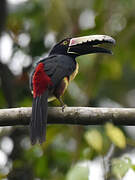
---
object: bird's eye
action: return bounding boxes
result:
[62,41,68,45]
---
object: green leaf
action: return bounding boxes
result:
[131,164,135,171]
[84,129,103,153]
[111,157,132,179]
[105,123,126,149]
[66,162,89,180]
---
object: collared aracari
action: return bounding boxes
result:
[30,35,115,145]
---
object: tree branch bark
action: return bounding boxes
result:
[0,107,135,126]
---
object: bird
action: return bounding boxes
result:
[30,34,115,145]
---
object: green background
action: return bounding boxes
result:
[1,0,135,179]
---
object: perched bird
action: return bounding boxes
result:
[30,35,115,145]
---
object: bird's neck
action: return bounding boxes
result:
[49,53,77,61]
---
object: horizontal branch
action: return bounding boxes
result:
[0,107,135,126]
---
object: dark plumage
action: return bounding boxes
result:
[30,35,115,144]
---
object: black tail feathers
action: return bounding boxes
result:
[30,91,48,145]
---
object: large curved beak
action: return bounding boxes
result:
[68,35,115,56]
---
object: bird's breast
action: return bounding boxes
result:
[48,77,69,101]
[48,62,79,101]
[70,62,79,81]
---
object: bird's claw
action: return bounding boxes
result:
[62,104,67,112]
[58,97,67,112]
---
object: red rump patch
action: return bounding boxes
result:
[33,63,52,98]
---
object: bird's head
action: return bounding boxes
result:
[49,35,115,57]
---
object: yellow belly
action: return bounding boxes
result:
[48,96,56,102]
[70,62,79,81]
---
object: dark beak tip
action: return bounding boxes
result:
[109,51,113,55]
[106,49,113,55]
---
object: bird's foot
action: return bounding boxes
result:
[62,104,67,112]
[58,97,67,112]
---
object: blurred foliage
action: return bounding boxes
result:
[66,162,89,180]
[105,123,126,149]
[1,0,135,179]
[84,129,103,153]
[111,157,132,179]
